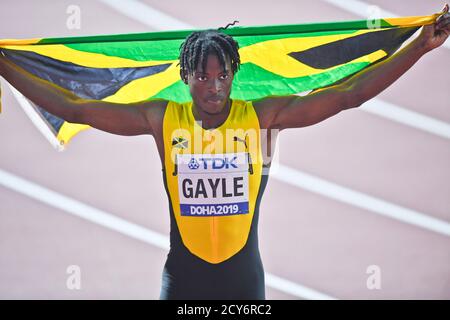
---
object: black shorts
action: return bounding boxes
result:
[160,241,266,300]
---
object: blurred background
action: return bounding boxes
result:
[0,0,449,299]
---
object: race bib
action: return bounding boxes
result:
[177,153,249,216]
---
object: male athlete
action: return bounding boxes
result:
[0,6,449,299]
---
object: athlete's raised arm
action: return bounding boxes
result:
[0,52,167,136]
[254,6,450,130]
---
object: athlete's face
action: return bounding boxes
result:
[187,54,234,115]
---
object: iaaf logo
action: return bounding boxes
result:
[187,156,238,170]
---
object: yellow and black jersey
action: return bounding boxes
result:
[160,99,269,299]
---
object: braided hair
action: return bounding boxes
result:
[178,22,240,84]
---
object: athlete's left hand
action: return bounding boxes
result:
[417,4,450,52]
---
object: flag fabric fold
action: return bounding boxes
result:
[0,13,441,149]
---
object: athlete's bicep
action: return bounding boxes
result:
[254,85,353,130]
[73,99,167,136]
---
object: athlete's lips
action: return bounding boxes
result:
[206,95,224,103]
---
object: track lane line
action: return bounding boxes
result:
[272,165,450,237]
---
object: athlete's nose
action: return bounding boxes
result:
[208,79,222,93]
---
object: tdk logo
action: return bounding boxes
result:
[188,158,200,170]
[188,156,238,170]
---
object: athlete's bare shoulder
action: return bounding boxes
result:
[141,98,168,119]
[140,99,170,137]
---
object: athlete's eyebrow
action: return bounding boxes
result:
[194,69,229,75]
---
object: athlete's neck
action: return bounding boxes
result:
[192,98,231,130]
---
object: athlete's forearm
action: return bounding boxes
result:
[0,52,81,122]
[341,37,428,109]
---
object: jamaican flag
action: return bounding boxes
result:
[0,13,441,149]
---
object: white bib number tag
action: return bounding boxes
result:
[177,153,249,216]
